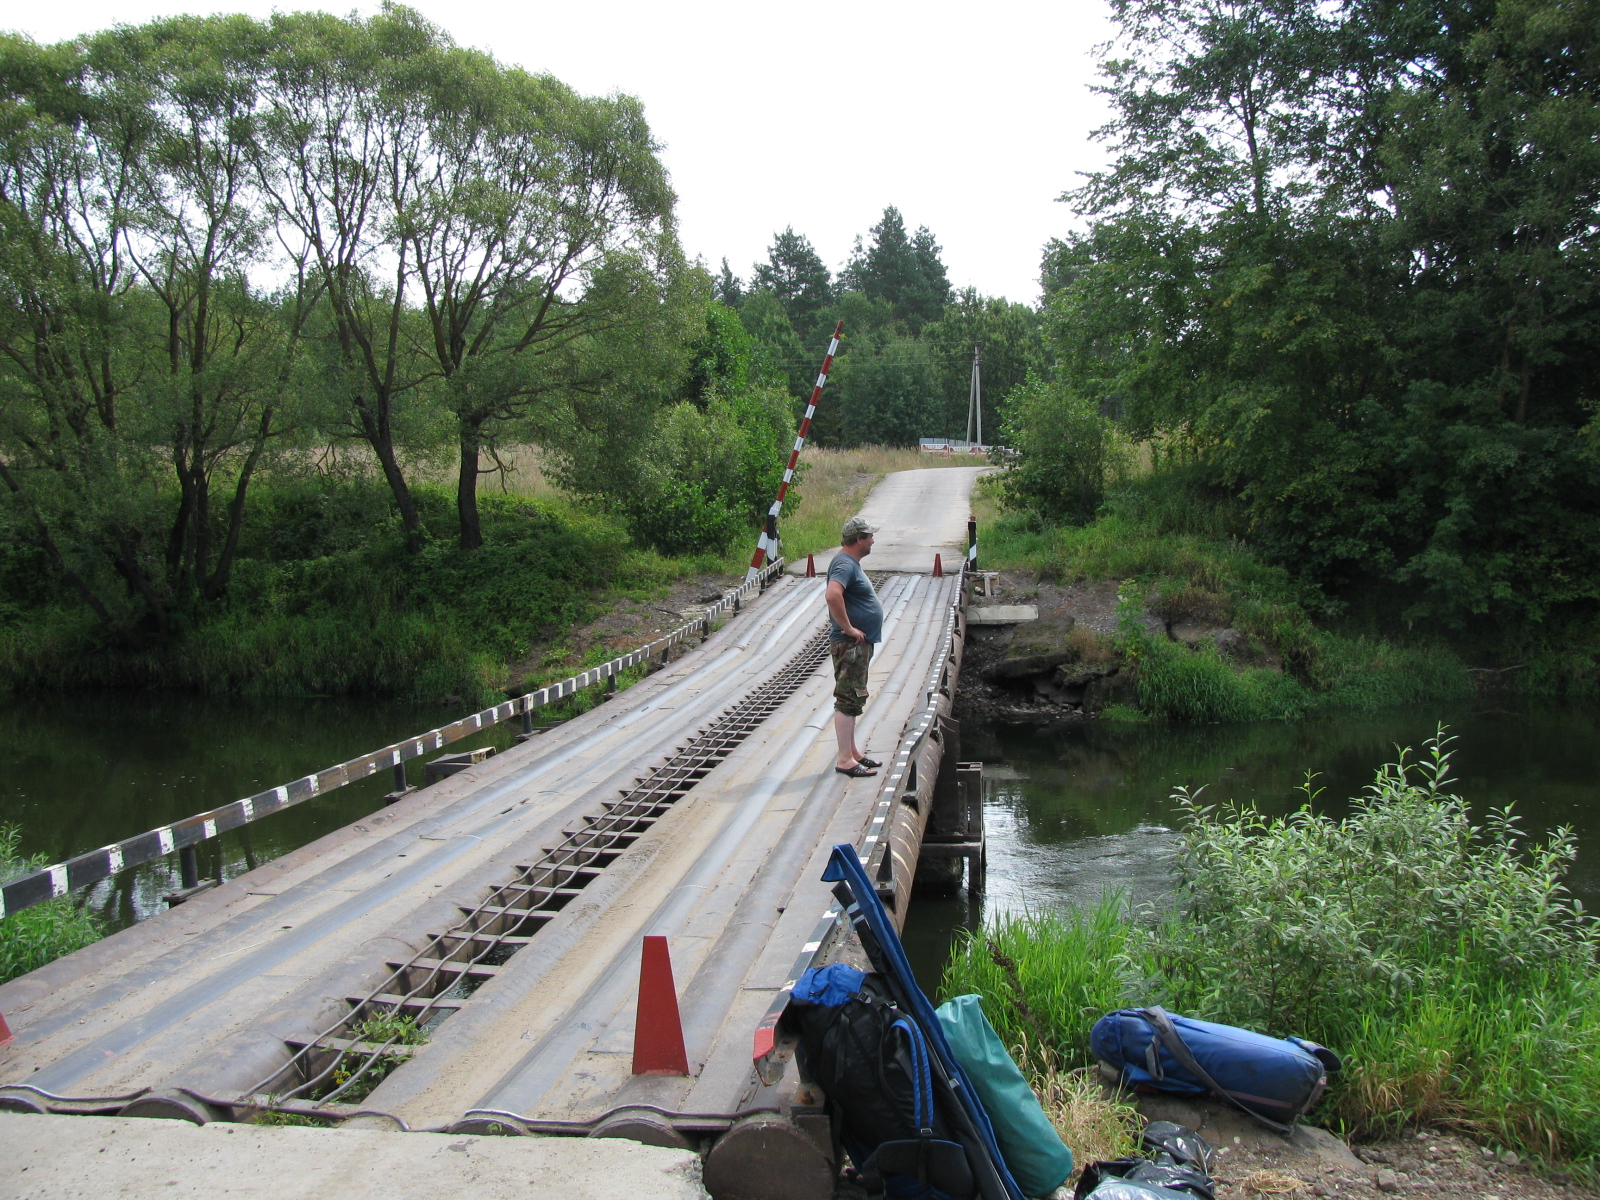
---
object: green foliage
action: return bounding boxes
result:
[997,376,1124,522]
[942,897,1138,1073]
[0,483,619,702]
[922,289,1046,440]
[751,227,834,335]
[0,824,101,983]
[980,468,1473,720]
[618,300,798,555]
[1029,0,1600,633]
[1149,736,1600,1151]
[831,336,939,447]
[353,1012,427,1046]
[946,737,1600,1161]
[840,206,951,332]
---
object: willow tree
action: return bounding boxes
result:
[0,22,299,642]
[259,7,694,551]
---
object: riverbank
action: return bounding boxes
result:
[0,448,973,707]
[963,465,1596,725]
[938,735,1600,1172]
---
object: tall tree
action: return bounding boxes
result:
[1038,0,1600,626]
[842,206,951,330]
[257,8,438,547]
[923,289,1045,439]
[751,227,832,334]
[0,21,303,641]
[716,257,743,307]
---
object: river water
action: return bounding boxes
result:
[0,693,513,929]
[900,701,1600,991]
[1,693,1596,980]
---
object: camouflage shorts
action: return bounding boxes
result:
[830,639,875,717]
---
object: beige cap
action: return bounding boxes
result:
[841,515,880,541]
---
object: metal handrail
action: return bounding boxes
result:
[0,558,788,922]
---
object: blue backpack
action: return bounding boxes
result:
[1091,1007,1341,1131]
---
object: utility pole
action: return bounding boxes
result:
[965,344,983,448]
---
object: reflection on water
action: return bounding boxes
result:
[0,693,513,930]
[3,687,1596,986]
[903,702,1600,995]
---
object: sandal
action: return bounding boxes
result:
[857,756,882,769]
[835,763,878,778]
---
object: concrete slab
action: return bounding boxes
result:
[967,605,1038,625]
[0,1113,709,1200]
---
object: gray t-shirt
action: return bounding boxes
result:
[827,553,883,644]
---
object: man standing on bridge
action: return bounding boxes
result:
[826,516,885,777]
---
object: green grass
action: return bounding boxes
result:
[976,470,1473,721]
[0,825,101,983]
[943,737,1600,1164]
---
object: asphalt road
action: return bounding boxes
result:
[789,465,987,574]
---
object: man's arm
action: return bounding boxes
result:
[825,579,866,644]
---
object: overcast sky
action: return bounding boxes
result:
[10,0,1116,307]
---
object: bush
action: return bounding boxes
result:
[946,735,1600,1161]
[623,383,796,555]
[997,375,1125,523]
[0,825,101,984]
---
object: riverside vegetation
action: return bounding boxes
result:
[0,824,99,983]
[977,0,1599,712]
[945,735,1600,1168]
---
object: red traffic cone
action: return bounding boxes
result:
[932,553,943,577]
[805,554,816,578]
[632,935,689,1076]
[0,1010,14,1048]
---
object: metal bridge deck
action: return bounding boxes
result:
[0,572,963,1145]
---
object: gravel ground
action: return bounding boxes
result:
[1135,1096,1595,1200]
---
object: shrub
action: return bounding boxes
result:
[948,736,1600,1162]
[997,376,1126,523]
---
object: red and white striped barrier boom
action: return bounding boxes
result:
[747,320,844,580]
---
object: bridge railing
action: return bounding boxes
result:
[0,558,789,922]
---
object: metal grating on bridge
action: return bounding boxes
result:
[253,629,835,1115]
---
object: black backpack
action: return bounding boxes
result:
[790,964,976,1200]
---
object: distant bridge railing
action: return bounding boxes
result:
[918,438,989,453]
[0,558,788,922]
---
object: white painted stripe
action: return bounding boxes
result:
[803,940,821,952]
[782,468,793,483]
[203,819,217,839]
[0,891,6,919]
[768,501,782,516]
[815,374,827,388]
[804,405,815,419]
[828,339,839,354]
[241,797,254,820]
[275,786,288,805]
[106,845,124,874]
[308,774,321,795]
[158,828,175,854]
[793,436,805,452]
[50,865,67,897]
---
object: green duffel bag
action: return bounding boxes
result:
[936,994,1074,1198]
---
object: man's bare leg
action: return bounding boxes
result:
[834,712,859,770]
